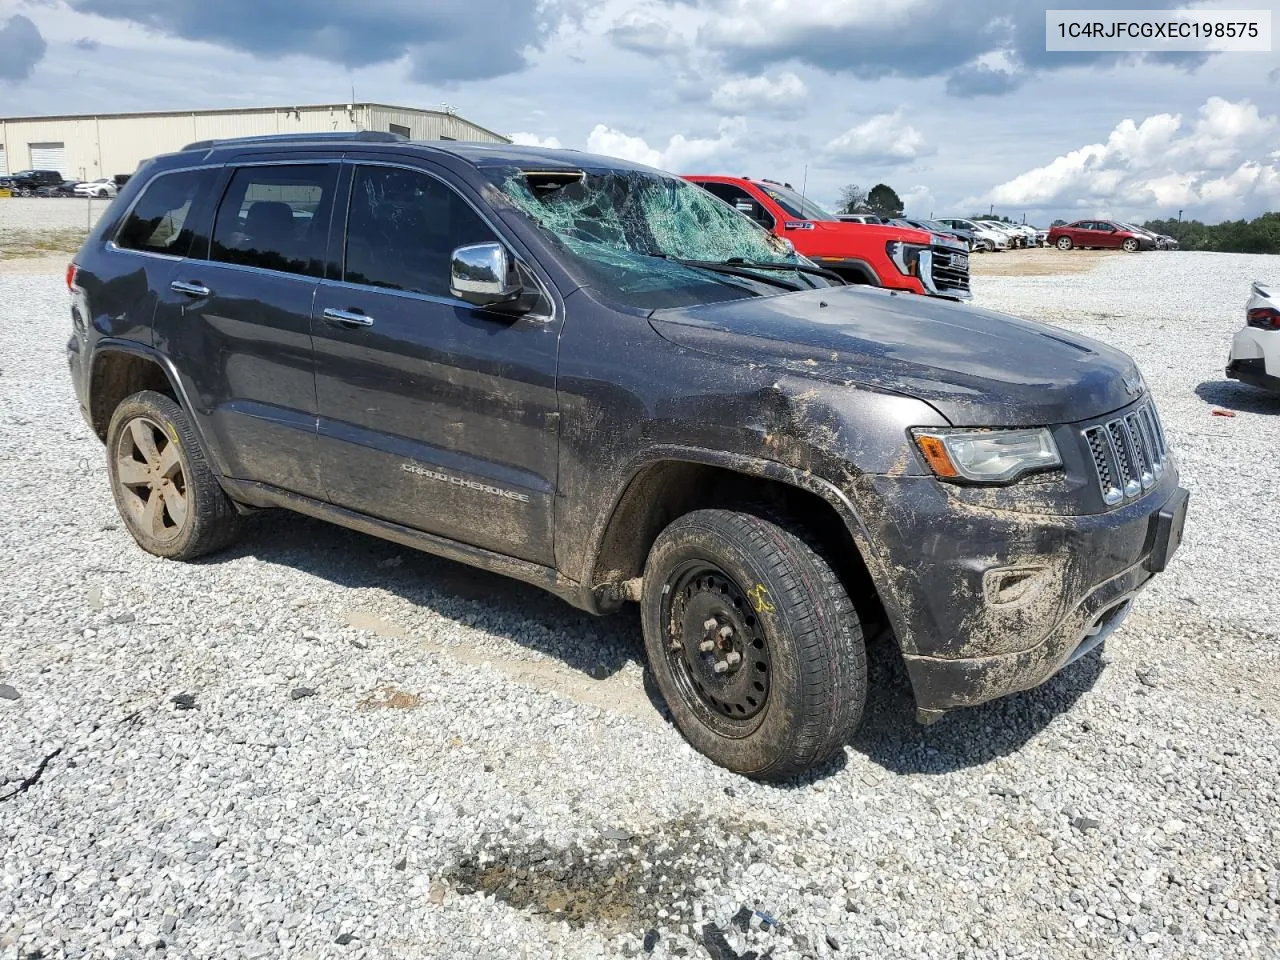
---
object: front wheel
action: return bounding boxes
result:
[1122,238,1139,252]
[641,509,867,780]
[1056,236,1073,250]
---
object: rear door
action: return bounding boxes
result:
[309,158,561,565]
[156,159,340,499]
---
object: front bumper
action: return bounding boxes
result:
[856,471,1189,712]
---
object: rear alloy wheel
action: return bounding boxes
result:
[106,390,241,560]
[641,509,866,780]
[1122,237,1139,252]
[1056,236,1074,250]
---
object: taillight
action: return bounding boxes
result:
[66,262,78,291]
[1247,307,1280,330]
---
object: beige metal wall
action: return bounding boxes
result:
[0,104,507,181]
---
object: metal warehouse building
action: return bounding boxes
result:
[0,103,509,182]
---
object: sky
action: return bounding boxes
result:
[1,0,1278,225]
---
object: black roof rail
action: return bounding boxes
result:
[181,130,407,151]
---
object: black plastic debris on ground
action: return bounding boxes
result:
[171,693,197,711]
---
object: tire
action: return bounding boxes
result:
[640,509,867,780]
[1056,236,1073,250]
[105,390,241,560]
[1122,238,1139,252]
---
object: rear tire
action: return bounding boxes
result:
[641,509,866,780]
[106,390,241,560]
[1056,236,1073,250]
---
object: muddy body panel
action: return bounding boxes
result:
[68,136,1190,727]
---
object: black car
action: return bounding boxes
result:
[2,168,64,195]
[65,132,1189,779]
[36,180,82,198]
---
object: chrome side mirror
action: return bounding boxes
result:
[450,242,521,308]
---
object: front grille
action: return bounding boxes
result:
[1083,400,1169,506]
[930,247,970,294]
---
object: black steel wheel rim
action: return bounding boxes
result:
[662,561,772,734]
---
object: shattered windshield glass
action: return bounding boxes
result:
[487,166,831,310]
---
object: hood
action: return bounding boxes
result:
[811,220,934,245]
[650,285,1143,427]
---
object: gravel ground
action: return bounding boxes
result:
[0,197,110,234]
[2,252,1278,960]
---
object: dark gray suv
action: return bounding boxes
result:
[66,132,1189,779]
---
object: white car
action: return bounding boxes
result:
[937,217,1008,252]
[74,178,118,198]
[977,220,1029,248]
[1226,281,1279,393]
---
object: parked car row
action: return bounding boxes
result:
[1047,220,1178,252]
[0,170,127,197]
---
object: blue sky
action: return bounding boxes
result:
[2,0,1278,224]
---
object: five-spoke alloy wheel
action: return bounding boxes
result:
[106,390,241,559]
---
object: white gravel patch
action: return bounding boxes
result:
[0,197,111,234]
[2,255,1278,960]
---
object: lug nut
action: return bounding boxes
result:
[725,651,741,666]
[713,661,729,674]
[703,618,718,633]
[718,625,734,641]
[699,639,715,652]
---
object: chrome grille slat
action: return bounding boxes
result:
[1083,400,1170,507]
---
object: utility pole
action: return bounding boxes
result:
[1177,209,1183,222]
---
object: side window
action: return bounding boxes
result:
[115,168,218,256]
[696,182,775,230]
[209,164,337,277]
[344,165,498,298]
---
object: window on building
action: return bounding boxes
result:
[209,165,337,277]
[389,123,411,138]
[115,168,219,256]
[344,165,498,298]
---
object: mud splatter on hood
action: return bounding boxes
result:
[650,285,1143,427]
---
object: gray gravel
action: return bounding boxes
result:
[2,252,1279,960]
[0,196,109,234]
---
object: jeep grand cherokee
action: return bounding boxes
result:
[66,132,1189,779]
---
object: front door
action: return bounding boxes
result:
[310,161,561,566]
[157,160,340,500]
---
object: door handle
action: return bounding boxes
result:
[170,280,212,297]
[322,307,375,328]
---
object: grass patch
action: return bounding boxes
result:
[0,228,89,260]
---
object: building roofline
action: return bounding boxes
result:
[0,102,508,142]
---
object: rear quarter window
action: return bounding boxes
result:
[114,168,220,257]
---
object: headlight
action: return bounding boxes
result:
[886,240,927,277]
[912,428,1062,483]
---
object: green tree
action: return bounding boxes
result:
[865,183,904,219]
[1140,212,1279,254]
[1052,219,1067,226]
[837,183,868,214]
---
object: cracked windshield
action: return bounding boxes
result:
[491,168,834,309]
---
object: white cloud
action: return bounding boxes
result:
[509,131,563,149]
[585,118,744,172]
[710,71,807,114]
[977,96,1280,220]
[900,184,937,217]
[824,111,929,164]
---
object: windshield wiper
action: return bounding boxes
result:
[721,257,846,285]
[658,256,807,292]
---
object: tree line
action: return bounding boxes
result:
[1139,212,1280,255]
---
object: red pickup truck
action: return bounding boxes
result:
[682,175,971,300]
